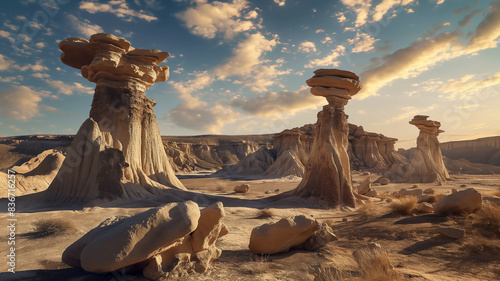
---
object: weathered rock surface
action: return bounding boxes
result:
[433,188,482,216]
[441,136,500,166]
[403,115,451,183]
[63,201,227,279]
[43,33,184,203]
[395,188,423,197]
[248,215,337,254]
[357,177,371,195]
[379,178,390,185]
[435,227,465,239]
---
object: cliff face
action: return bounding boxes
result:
[440,136,500,166]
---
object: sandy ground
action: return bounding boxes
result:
[0,172,499,280]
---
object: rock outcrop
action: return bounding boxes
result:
[63,201,227,279]
[42,33,184,203]
[248,215,337,254]
[289,69,362,207]
[403,115,451,183]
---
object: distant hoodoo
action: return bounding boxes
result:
[289,69,363,207]
[404,115,451,183]
[43,33,184,203]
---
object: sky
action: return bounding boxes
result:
[0,0,499,148]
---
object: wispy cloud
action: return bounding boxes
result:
[79,0,157,22]
[347,32,379,53]
[45,80,94,95]
[0,86,45,120]
[66,14,103,37]
[439,72,500,100]
[305,45,345,68]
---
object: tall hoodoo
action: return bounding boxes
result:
[290,69,362,207]
[404,115,451,183]
[43,33,184,203]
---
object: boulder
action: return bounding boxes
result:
[433,188,482,216]
[63,201,200,273]
[423,188,435,194]
[365,189,377,197]
[416,202,434,213]
[248,215,337,254]
[357,177,371,195]
[417,194,435,203]
[435,227,465,239]
[379,178,390,185]
[234,184,250,193]
[396,188,423,196]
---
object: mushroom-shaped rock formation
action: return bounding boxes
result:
[404,115,451,183]
[43,33,184,203]
[288,69,362,207]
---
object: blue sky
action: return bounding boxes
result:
[0,0,499,148]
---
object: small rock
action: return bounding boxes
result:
[451,188,458,193]
[437,182,443,186]
[365,189,377,197]
[274,189,280,193]
[362,171,371,175]
[379,178,390,185]
[423,188,435,195]
[435,227,465,239]
[460,184,467,188]
[417,194,435,203]
[416,202,434,213]
[396,188,423,196]
[411,184,419,189]
[234,184,250,193]
[264,191,271,194]
[342,218,348,222]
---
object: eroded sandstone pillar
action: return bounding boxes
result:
[43,33,184,203]
[404,115,451,183]
[290,69,362,207]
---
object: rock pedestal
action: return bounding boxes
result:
[404,115,451,183]
[290,69,362,207]
[43,33,184,203]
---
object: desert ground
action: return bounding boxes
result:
[1,170,499,281]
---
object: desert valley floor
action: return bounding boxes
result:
[1,171,499,281]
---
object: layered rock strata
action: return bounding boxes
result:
[42,33,184,203]
[404,115,451,183]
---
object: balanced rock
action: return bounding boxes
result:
[234,184,250,193]
[248,215,337,254]
[435,227,465,239]
[433,188,482,216]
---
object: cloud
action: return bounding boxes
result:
[459,9,483,27]
[315,29,324,33]
[32,73,50,78]
[385,104,438,123]
[167,91,241,134]
[176,0,258,39]
[0,86,44,120]
[321,36,333,44]
[466,0,500,53]
[231,86,324,118]
[0,54,14,71]
[305,45,345,68]
[298,41,317,53]
[439,72,500,100]
[66,14,103,37]
[14,60,49,72]
[35,42,45,48]
[337,12,347,23]
[4,23,18,31]
[273,0,285,6]
[435,0,445,5]
[9,125,23,132]
[45,80,94,95]
[348,33,379,53]
[79,0,157,22]
[0,30,15,43]
[341,0,416,26]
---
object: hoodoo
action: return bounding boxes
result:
[288,69,362,207]
[404,115,451,183]
[42,33,184,203]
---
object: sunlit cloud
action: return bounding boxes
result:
[305,45,345,68]
[66,14,103,37]
[79,0,157,22]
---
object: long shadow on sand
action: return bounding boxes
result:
[399,237,454,255]
[0,268,135,281]
[393,214,449,225]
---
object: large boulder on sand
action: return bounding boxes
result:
[248,215,337,254]
[63,201,227,279]
[433,188,482,216]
